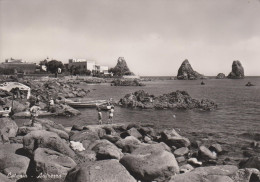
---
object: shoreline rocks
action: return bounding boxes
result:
[0,117,259,182]
[111,79,145,86]
[177,59,205,80]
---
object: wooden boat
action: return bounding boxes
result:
[99,104,113,111]
[66,100,108,108]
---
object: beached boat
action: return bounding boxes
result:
[99,104,113,111]
[66,100,108,108]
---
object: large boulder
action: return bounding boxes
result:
[198,145,217,160]
[34,148,77,178]
[120,143,179,182]
[227,60,245,79]
[160,129,191,148]
[23,130,75,158]
[70,130,99,143]
[115,136,143,153]
[0,144,30,176]
[177,59,204,80]
[90,139,123,160]
[239,157,260,170]
[169,165,238,182]
[216,73,226,79]
[121,127,143,140]
[230,168,260,182]
[0,172,14,182]
[65,159,136,182]
[174,147,189,157]
[0,118,18,138]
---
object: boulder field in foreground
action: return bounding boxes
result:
[0,118,260,182]
[119,90,217,110]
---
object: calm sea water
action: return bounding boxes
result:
[52,77,260,162]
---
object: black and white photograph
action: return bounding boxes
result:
[0,0,260,181]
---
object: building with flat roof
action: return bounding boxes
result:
[68,59,96,72]
[0,58,36,74]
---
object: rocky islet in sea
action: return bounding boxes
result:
[118,90,217,110]
[177,59,205,80]
[227,60,245,79]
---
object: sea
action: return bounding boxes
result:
[50,77,260,163]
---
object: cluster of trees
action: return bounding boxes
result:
[39,59,64,77]
[69,65,91,76]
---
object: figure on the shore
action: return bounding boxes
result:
[2,107,11,117]
[108,106,114,124]
[97,107,102,125]
[201,81,205,85]
[30,104,41,127]
[108,98,113,105]
[48,97,55,112]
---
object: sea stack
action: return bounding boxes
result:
[110,57,134,76]
[216,73,225,79]
[177,59,204,80]
[227,61,244,79]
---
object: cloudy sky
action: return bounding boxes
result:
[0,0,260,76]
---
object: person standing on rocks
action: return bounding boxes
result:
[30,104,41,127]
[108,106,114,124]
[97,107,102,125]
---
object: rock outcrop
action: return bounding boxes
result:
[111,79,145,86]
[119,90,217,110]
[227,60,245,79]
[216,73,226,79]
[177,59,204,80]
[109,57,134,76]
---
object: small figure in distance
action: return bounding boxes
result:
[29,103,41,127]
[97,107,102,125]
[48,97,55,112]
[107,98,113,105]
[108,105,114,124]
[201,81,205,85]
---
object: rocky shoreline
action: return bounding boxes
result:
[0,77,259,182]
[0,118,259,182]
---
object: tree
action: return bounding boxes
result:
[47,60,64,77]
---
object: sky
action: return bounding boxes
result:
[0,0,260,76]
